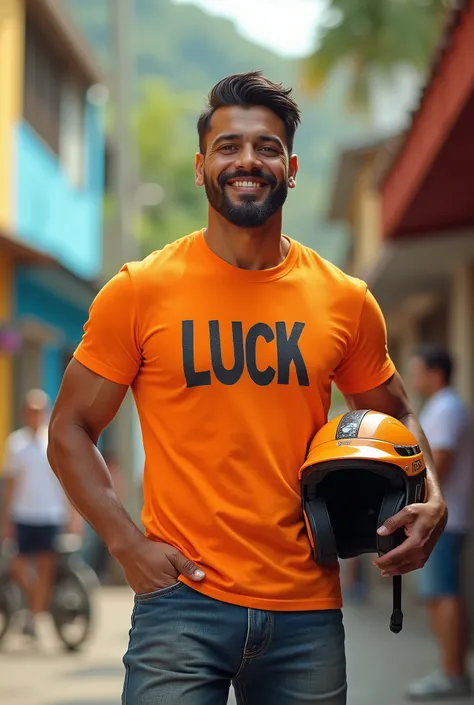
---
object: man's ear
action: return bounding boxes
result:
[289,154,298,189]
[196,152,204,187]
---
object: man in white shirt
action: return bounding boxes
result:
[1,389,69,637]
[406,345,473,700]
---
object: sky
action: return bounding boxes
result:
[173,0,325,58]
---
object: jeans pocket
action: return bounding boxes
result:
[134,581,185,603]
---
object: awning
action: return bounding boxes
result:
[0,230,100,309]
[0,230,56,265]
[365,229,474,315]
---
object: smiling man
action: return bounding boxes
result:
[47,72,447,705]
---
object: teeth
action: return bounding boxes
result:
[233,181,263,188]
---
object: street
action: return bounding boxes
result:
[0,585,472,705]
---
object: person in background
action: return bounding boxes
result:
[1,389,72,638]
[407,344,473,700]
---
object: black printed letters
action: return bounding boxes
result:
[182,320,309,388]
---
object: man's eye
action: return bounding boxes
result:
[221,145,237,152]
[260,146,278,154]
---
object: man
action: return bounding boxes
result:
[407,344,473,701]
[47,72,446,705]
[1,389,69,638]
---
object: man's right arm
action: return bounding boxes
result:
[47,264,205,592]
[48,359,205,592]
[47,359,140,558]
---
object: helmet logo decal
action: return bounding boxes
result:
[335,409,370,439]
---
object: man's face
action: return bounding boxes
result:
[23,405,46,432]
[410,356,432,398]
[196,105,298,228]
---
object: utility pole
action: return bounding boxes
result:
[109,0,138,263]
[108,0,142,525]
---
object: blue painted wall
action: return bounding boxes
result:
[14,102,105,280]
[14,270,88,402]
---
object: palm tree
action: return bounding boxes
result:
[302,0,451,112]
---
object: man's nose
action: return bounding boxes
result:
[234,144,263,172]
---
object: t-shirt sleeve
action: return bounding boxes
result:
[423,402,467,452]
[334,286,396,396]
[74,266,142,385]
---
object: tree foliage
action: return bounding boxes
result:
[303,0,450,111]
[134,80,208,256]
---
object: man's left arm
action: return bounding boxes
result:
[334,287,447,577]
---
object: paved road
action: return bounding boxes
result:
[0,585,472,705]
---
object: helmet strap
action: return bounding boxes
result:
[390,575,403,633]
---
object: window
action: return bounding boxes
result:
[23,18,85,186]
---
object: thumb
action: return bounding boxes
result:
[168,550,205,582]
[377,508,408,536]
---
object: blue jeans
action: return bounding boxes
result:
[122,583,347,704]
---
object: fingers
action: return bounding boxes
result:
[167,549,205,582]
[377,505,418,536]
[374,536,418,569]
[373,533,426,572]
[380,561,422,577]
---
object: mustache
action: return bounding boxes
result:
[218,170,277,190]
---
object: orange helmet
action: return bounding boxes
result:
[300,409,427,633]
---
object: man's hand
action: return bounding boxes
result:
[114,535,206,595]
[373,498,447,576]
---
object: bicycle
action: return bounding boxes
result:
[0,533,99,651]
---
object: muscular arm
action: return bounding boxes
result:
[344,371,443,505]
[47,359,142,560]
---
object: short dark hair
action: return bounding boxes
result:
[197,71,301,154]
[416,343,454,384]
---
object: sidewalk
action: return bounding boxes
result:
[0,585,472,705]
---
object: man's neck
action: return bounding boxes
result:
[204,209,288,271]
[25,424,44,436]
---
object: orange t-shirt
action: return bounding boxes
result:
[74,229,395,611]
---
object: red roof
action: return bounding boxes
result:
[381,0,474,239]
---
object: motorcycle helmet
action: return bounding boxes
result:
[300,409,427,633]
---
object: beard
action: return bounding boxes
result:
[204,169,289,228]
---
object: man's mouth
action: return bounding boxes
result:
[226,178,269,192]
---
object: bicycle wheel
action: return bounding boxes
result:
[50,568,93,652]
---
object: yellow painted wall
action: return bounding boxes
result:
[0,0,25,229]
[0,0,25,459]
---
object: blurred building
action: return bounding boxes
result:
[329,0,474,636]
[0,0,106,453]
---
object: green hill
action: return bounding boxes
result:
[66,0,366,264]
